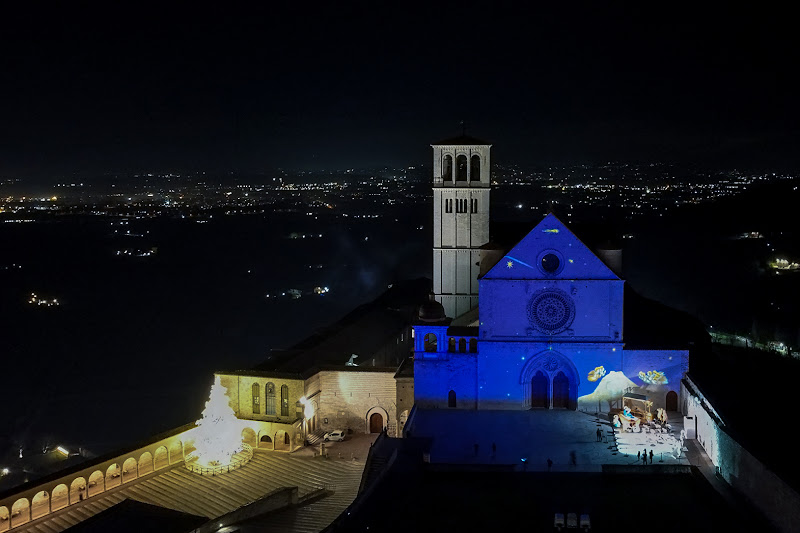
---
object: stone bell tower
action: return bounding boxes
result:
[431,135,491,319]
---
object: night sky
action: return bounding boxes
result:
[2,3,798,178]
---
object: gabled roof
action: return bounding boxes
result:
[253,278,431,375]
[483,213,620,280]
[431,134,491,146]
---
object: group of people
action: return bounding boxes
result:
[638,449,655,464]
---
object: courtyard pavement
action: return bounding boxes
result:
[291,432,379,462]
[408,409,687,470]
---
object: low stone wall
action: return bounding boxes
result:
[601,464,693,475]
[681,377,800,533]
[189,487,299,533]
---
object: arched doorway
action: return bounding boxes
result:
[521,351,580,411]
[153,446,168,470]
[448,390,457,408]
[552,371,570,409]
[10,499,29,528]
[369,412,384,433]
[259,435,273,449]
[52,484,69,510]
[531,371,549,408]
[122,457,138,483]
[138,452,153,476]
[666,390,678,411]
[87,471,104,497]
[31,491,49,520]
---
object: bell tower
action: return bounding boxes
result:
[431,135,491,318]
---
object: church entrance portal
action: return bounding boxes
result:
[666,390,678,411]
[523,353,578,410]
[369,412,384,433]
[531,371,549,408]
[552,372,569,409]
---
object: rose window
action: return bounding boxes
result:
[527,289,575,334]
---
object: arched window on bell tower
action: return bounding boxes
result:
[443,155,453,181]
[470,154,481,181]
[456,155,468,181]
[448,390,457,408]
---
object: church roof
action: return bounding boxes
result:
[431,134,491,146]
[253,278,431,375]
[482,213,620,281]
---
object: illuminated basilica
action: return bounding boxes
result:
[415,135,687,416]
[6,136,797,533]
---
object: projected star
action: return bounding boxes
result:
[507,261,513,268]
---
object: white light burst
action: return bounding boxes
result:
[191,376,246,467]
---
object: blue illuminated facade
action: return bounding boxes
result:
[414,214,688,414]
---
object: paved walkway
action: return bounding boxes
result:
[409,409,689,470]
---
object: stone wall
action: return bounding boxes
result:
[395,376,414,436]
[682,377,800,532]
[217,373,304,423]
[414,353,477,409]
[316,369,397,436]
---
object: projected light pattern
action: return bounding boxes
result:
[587,366,606,382]
[638,370,668,385]
[505,255,534,269]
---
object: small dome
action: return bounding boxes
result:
[418,296,446,323]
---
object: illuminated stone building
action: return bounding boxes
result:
[417,138,689,416]
[431,136,491,319]
[414,213,689,414]
[7,135,797,533]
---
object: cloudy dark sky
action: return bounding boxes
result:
[1,3,798,178]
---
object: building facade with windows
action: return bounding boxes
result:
[416,136,689,416]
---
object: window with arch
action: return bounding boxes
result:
[266,382,276,415]
[448,337,456,352]
[281,384,289,416]
[471,198,478,213]
[423,333,437,352]
[252,383,260,414]
[458,338,466,353]
[470,154,481,181]
[442,155,453,181]
[469,338,478,353]
[448,390,457,408]
[445,198,453,213]
[456,155,468,181]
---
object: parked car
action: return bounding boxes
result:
[323,430,346,442]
